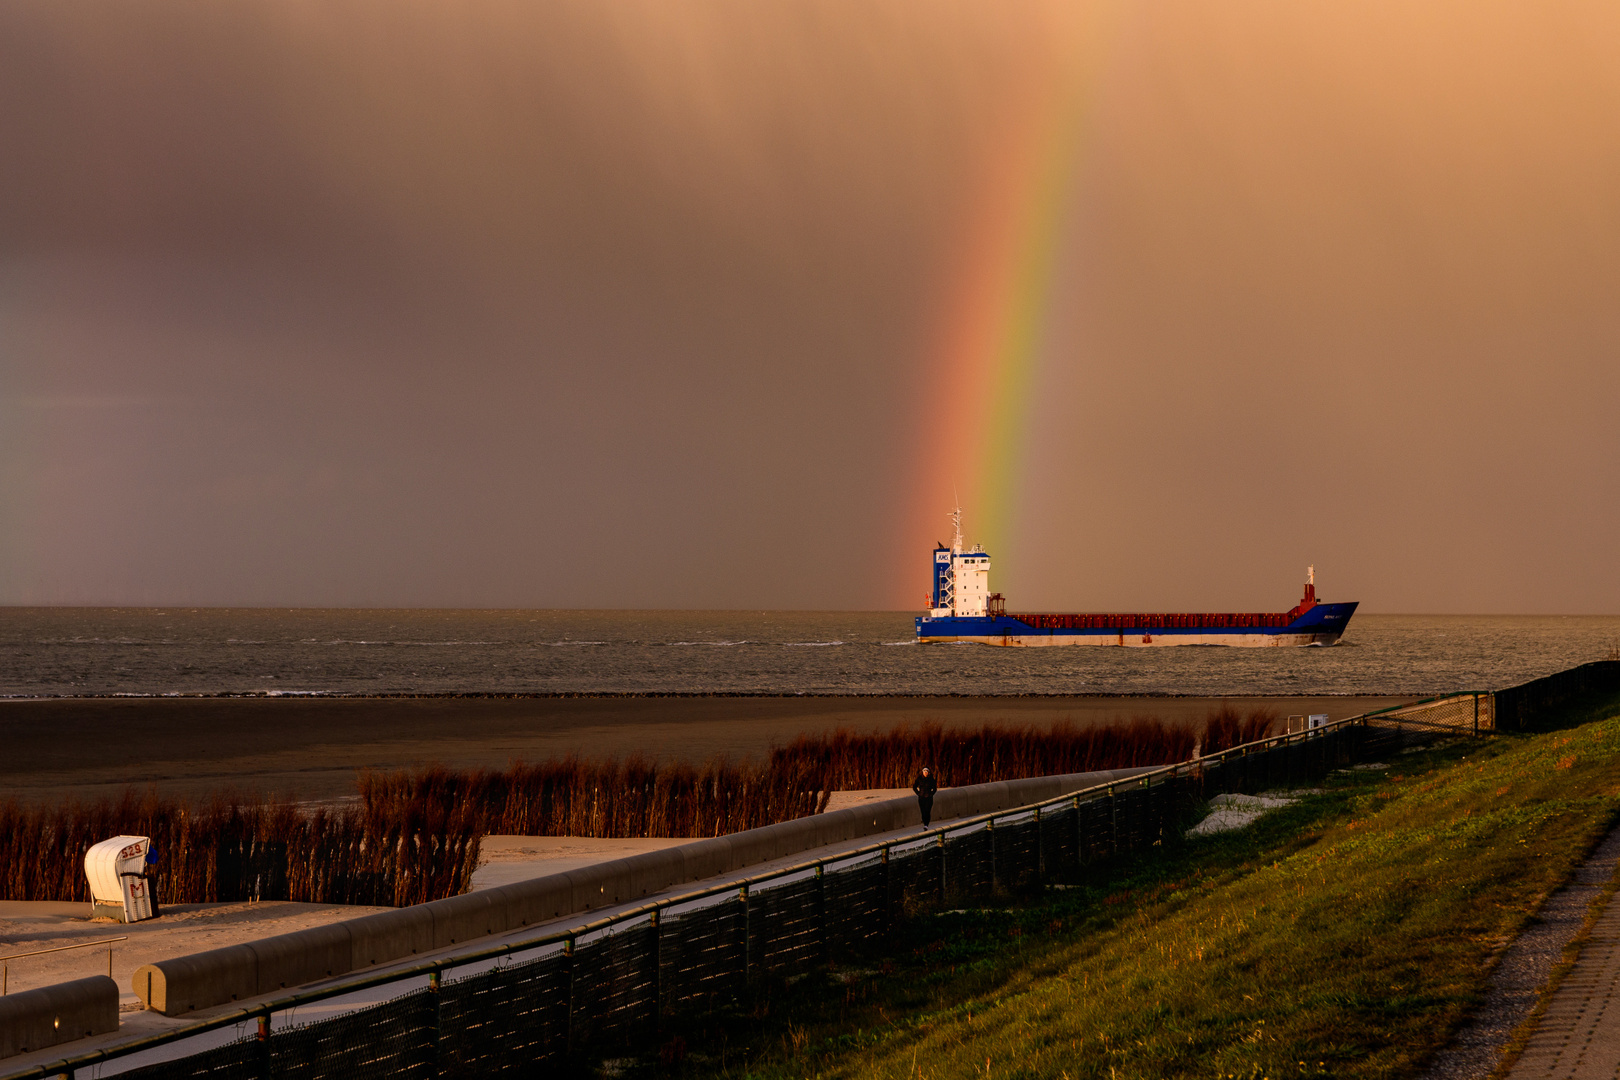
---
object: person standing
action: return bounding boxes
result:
[912,766,938,828]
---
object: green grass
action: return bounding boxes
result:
[648,692,1620,1080]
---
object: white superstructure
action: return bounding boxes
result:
[928,506,992,618]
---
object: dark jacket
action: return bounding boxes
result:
[912,772,937,799]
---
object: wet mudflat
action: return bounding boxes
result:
[0,693,1412,803]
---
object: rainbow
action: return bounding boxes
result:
[896,27,1116,608]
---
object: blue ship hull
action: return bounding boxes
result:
[915,601,1358,647]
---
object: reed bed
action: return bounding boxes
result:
[772,715,1199,791]
[769,706,1278,791]
[0,790,481,907]
[357,756,828,839]
[1198,703,1282,754]
[363,707,1280,840]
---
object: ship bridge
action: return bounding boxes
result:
[928,506,992,619]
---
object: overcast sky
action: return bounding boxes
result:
[2,0,1617,613]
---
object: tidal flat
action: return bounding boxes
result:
[0,694,1415,803]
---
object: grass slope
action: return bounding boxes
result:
[663,692,1620,1080]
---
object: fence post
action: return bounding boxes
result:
[1140,776,1151,848]
[881,844,892,929]
[1034,805,1044,885]
[650,908,662,1037]
[1104,786,1115,855]
[257,1013,271,1080]
[564,936,577,1055]
[739,883,751,987]
[1474,694,1480,737]
[428,968,442,1076]
[937,832,948,904]
[815,864,826,963]
[987,817,997,891]
[1073,795,1085,869]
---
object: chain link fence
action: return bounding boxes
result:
[1494,660,1620,731]
[1364,693,1493,741]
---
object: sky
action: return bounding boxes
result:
[2,0,1617,613]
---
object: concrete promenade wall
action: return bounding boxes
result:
[132,767,1156,1016]
[0,976,119,1059]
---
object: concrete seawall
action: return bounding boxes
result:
[132,767,1156,1016]
[0,976,119,1059]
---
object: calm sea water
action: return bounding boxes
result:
[1,610,1616,698]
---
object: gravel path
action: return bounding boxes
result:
[1423,826,1620,1080]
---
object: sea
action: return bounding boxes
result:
[1,610,1616,699]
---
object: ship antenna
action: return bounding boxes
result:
[950,500,964,555]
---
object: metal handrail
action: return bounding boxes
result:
[0,938,128,964]
[2,713,1374,1080]
[2,936,130,998]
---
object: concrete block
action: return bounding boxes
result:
[563,863,620,913]
[677,837,732,882]
[767,819,807,857]
[775,818,818,854]
[134,944,258,1016]
[0,976,119,1059]
[498,875,575,926]
[618,848,685,899]
[813,809,858,846]
[869,798,917,833]
[796,815,838,850]
[250,923,353,994]
[347,906,435,969]
[763,818,816,860]
[816,816,868,848]
[718,827,770,869]
[938,781,1008,820]
[428,889,511,949]
[1007,777,1060,804]
[723,827,765,867]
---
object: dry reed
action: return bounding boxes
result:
[356,755,828,839]
[771,715,1204,791]
[1198,704,1282,754]
[0,790,482,907]
[366,706,1281,840]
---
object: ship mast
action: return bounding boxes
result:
[950,504,964,556]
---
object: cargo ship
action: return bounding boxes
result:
[915,509,1357,647]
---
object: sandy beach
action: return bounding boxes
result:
[465,786,923,888]
[0,694,1414,804]
[0,899,394,1005]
